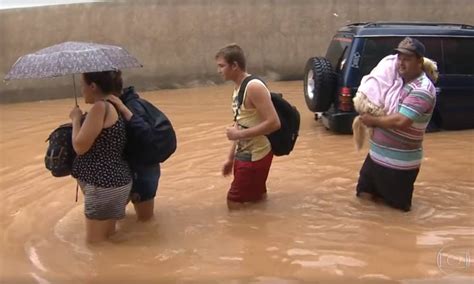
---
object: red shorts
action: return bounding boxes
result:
[227,151,273,203]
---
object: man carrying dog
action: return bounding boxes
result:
[215,44,280,209]
[356,37,436,211]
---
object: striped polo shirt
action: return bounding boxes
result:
[369,72,436,170]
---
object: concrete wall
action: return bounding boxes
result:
[1,0,473,103]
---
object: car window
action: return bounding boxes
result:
[358,37,401,81]
[415,38,443,70]
[326,35,352,72]
[442,38,474,75]
[359,37,443,79]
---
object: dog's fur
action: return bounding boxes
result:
[423,57,439,83]
[352,57,438,151]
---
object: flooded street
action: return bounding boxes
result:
[0,81,473,283]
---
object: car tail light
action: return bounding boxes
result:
[338,87,353,111]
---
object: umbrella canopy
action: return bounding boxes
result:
[5,41,142,80]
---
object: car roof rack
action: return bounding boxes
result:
[361,22,474,29]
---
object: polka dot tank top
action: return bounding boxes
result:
[72,114,131,188]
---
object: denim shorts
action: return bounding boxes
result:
[130,165,161,203]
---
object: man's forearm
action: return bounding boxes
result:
[238,120,280,139]
[227,142,236,161]
[371,113,412,129]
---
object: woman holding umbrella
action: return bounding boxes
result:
[4,41,146,243]
[70,70,132,243]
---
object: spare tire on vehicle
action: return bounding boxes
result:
[303,57,337,112]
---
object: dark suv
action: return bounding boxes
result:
[303,22,474,134]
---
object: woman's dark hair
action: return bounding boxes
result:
[83,70,122,94]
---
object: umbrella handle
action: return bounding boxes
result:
[72,74,78,106]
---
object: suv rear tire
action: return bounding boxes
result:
[303,57,337,112]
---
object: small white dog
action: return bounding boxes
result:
[352,57,438,151]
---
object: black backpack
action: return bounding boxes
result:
[236,75,300,156]
[44,123,76,177]
[125,98,177,166]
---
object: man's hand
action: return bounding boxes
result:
[107,95,133,121]
[222,159,234,176]
[359,114,377,127]
[226,124,241,141]
[107,95,126,112]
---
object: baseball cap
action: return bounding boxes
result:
[394,37,425,57]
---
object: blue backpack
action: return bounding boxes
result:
[235,76,300,156]
[122,87,177,166]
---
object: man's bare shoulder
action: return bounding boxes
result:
[246,79,269,96]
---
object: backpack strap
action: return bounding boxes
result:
[75,182,79,202]
[103,100,110,123]
[234,75,267,122]
[103,98,124,126]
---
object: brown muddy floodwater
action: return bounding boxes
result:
[0,81,473,284]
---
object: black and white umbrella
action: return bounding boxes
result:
[5,41,142,103]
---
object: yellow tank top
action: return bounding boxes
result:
[232,79,271,161]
